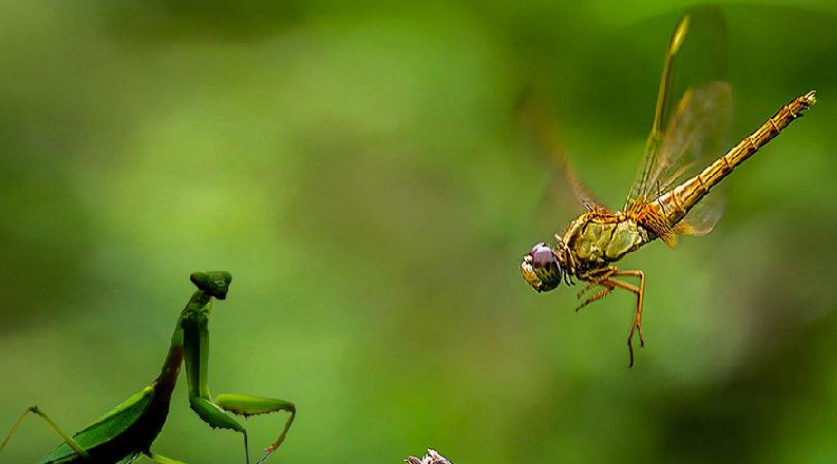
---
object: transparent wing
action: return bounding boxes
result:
[674,189,726,236]
[538,119,606,213]
[626,6,732,216]
[645,81,733,198]
[658,81,732,238]
[626,14,690,204]
[518,88,607,213]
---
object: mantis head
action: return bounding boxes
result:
[190,271,233,300]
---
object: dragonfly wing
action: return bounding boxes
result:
[646,81,733,197]
[626,6,731,211]
[542,128,606,212]
[626,14,690,205]
[518,87,608,213]
[642,81,732,247]
[673,188,727,236]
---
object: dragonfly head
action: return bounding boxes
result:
[190,271,232,300]
[520,242,563,292]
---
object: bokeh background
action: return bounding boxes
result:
[0,1,835,463]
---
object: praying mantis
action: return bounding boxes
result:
[0,271,296,464]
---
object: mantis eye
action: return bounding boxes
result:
[520,242,562,292]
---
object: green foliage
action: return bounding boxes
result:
[0,1,835,464]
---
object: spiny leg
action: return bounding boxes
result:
[188,397,250,464]
[577,266,617,298]
[0,406,90,460]
[180,276,296,464]
[575,280,617,312]
[578,276,644,366]
[609,270,646,367]
[215,394,296,464]
[574,268,647,366]
[613,270,645,347]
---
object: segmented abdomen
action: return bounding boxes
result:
[649,91,816,226]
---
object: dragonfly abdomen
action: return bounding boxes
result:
[651,91,816,226]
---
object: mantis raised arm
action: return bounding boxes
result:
[181,272,296,464]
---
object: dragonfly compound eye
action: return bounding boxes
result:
[520,242,562,292]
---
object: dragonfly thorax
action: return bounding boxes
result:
[563,212,650,274]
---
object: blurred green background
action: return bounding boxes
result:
[0,1,835,463]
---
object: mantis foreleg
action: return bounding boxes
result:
[180,288,295,464]
[215,394,296,464]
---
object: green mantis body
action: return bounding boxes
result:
[0,272,296,464]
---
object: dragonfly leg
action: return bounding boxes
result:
[575,283,615,312]
[576,268,646,366]
[577,266,618,298]
[0,406,90,460]
[609,270,646,367]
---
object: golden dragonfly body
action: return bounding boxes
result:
[520,13,816,366]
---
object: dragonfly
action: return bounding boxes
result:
[519,12,816,367]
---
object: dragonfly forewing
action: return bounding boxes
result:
[627,7,731,211]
